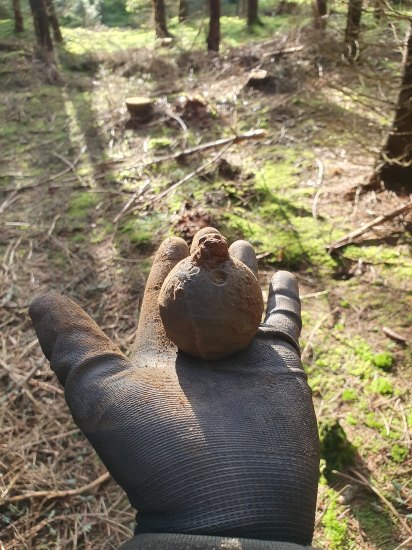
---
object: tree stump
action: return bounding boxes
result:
[125,97,154,123]
[246,69,271,89]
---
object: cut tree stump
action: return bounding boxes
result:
[246,69,272,89]
[125,97,154,123]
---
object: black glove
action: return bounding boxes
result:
[29,230,319,546]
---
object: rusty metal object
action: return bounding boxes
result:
[158,232,264,359]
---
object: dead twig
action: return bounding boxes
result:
[300,289,329,300]
[394,536,412,550]
[301,307,339,362]
[0,190,20,215]
[123,143,233,220]
[383,326,408,344]
[2,130,265,193]
[327,202,412,252]
[114,129,265,222]
[312,158,324,219]
[113,181,151,224]
[52,148,85,186]
[262,45,304,58]
[1,471,111,505]
[348,469,412,536]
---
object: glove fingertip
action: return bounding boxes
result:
[229,240,258,278]
[29,291,61,322]
[29,293,60,361]
[269,271,300,300]
[155,237,189,264]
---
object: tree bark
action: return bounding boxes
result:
[44,0,63,43]
[237,0,246,17]
[13,0,24,33]
[179,0,188,21]
[152,0,170,38]
[375,23,412,191]
[207,0,220,52]
[28,0,53,52]
[373,0,384,21]
[247,0,262,26]
[314,0,327,30]
[345,0,363,48]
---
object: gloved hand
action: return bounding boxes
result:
[29,228,319,546]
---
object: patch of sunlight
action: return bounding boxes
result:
[62,89,95,185]
[321,87,391,128]
[62,26,154,55]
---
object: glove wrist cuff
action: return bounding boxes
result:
[119,533,318,550]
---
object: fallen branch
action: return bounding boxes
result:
[3,130,266,193]
[150,143,232,206]
[312,158,324,219]
[114,130,266,222]
[2,471,110,504]
[327,202,412,252]
[349,469,412,536]
[262,45,304,58]
[300,289,330,300]
[333,469,412,537]
[394,536,412,550]
[118,143,233,222]
[383,326,408,344]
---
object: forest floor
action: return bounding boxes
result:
[0,8,411,550]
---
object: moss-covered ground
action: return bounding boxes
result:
[0,4,411,549]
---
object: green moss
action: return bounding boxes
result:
[119,213,167,249]
[354,502,395,549]
[71,234,86,243]
[344,244,412,280]
[346,413,358,425]
[365,412,384,430]
[0,19,15,39]
[218,152,342,270]
[68,192,98,220]
[90,223,115,244]
[312,335,375,384]
[342,388,357,402]
[372,352,394,371]
[322,494,350,549]
[370,377,394,396]
[319,420,357,481]
[390,444,408,463]
[62,26,153,55]
[150,137,172,151]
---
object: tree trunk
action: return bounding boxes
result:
[314,0,327,30]
[179,0,188,21]
[207,0,220,52]
[152,0,170,38]
[373,0,384,21]
[375,23,412,191]
[13,0,24,33]
[29,0,53,52]
[237,0,246,17]
[44,0,63,43]
[247,0,262,26]
[345,0,363,48]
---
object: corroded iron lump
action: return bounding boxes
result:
[158,234,264,359]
